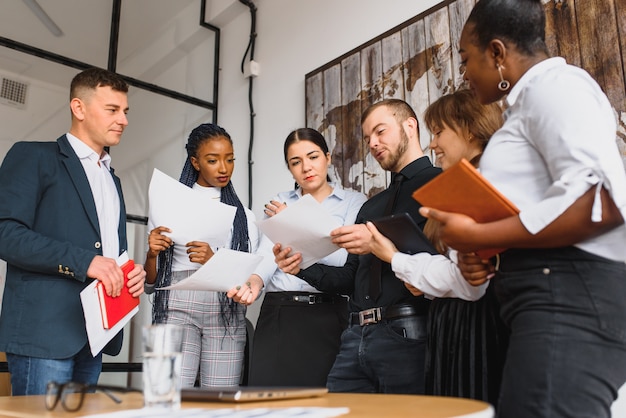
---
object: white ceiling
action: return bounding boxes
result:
[0,0,201,84]
[0,0,234,173]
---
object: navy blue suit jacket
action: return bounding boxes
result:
[0,135,127,358]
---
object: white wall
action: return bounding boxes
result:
[217,0,441,217]
[214,0,441,327]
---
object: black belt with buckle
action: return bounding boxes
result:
[264,292,346,305]
[350,303,418,326]
[290,294,336,304]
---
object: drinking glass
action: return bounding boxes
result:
[142,324,183,409]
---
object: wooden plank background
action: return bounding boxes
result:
[306,0,626,196]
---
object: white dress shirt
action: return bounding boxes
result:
[67,133,120,258]
[391,249,487,301]
[480,57,626,261]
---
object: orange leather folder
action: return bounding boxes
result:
[412,158,519,259]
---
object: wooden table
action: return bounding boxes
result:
[0,392,494,417]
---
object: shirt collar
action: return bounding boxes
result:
[288,182,346,201]
[397,155,435,180]
[505,57,566,108]
[66,133,112,170]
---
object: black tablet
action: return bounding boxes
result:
[370,212,438,255]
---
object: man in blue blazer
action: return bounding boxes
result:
[0,68,146,395]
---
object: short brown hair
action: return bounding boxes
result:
[70,67,128,101]
[424,89,503,151]
[361,98,419,132]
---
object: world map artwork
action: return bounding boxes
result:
[305,0,626,198]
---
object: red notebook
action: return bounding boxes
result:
[96,253,140,329]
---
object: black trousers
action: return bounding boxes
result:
[248,291,348,386]
[495,247,626,418]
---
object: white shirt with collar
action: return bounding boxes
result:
[479,57,626,261]
[66,133,120,258]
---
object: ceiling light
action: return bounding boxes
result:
[22,0,63,37]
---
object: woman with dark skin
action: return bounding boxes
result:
[420,0,626,416]
[145,123,275,388]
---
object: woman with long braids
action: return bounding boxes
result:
[144,123,276,388]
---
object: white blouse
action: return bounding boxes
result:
[480,57,626,261]
[391,250,487,301]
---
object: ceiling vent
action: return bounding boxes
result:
[0,77,29,109]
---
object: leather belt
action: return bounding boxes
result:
[350,303,419,326]
[264,292,346,305]
[289,294,336,304]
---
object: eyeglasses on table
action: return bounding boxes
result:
[45,381,142,412]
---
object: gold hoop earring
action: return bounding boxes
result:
[497,64,510,91]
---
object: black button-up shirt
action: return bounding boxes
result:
[297,156,441,315]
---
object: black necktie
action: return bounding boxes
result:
[369,172,404,300]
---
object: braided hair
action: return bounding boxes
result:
[152,123,250,332]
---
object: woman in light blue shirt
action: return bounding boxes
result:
[249,128,366,386]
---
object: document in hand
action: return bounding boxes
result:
[256,194,342,269]
[80,252,140,356]
[96,252,139,329]
[157,248,263,292]
[148,168,236,250]
[411,158,519,259]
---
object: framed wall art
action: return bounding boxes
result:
[305,0,626,196]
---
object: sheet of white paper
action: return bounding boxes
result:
[158,248,263,292]
[80,252,139,357]
[148,169,236,250]
[256,194,342,269]
[80,407,351,418]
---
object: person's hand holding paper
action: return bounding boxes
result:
[256,194,342,269]
[158,248,263,292]
[148,169,236,250]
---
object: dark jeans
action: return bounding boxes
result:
[7,343,102,395]
[327,314,427,393]
[495,247,626,418]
